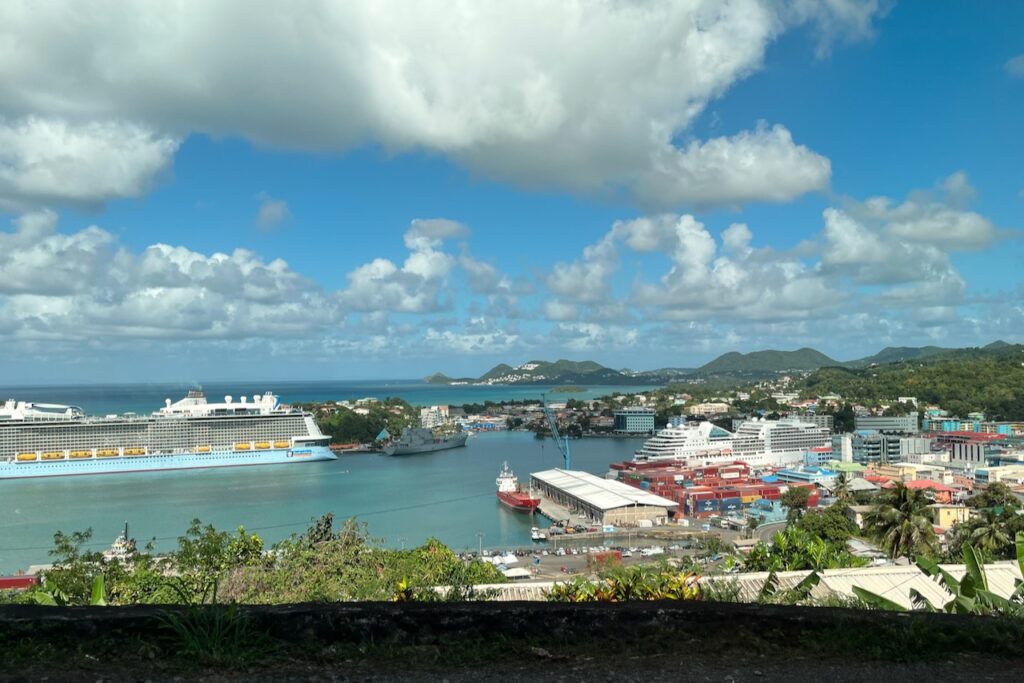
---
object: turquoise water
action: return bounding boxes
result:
[0,380,659,415]
[0,431,646,573]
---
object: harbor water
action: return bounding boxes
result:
[0,431,646,574]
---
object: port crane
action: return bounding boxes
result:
[542,394,571,470]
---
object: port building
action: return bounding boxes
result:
[613,407,656,434]
[530,469,677,526]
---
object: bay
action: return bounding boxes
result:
[0,431,647,574]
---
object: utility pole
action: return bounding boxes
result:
[476,531,484,556]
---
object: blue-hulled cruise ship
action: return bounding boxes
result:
[0,390,335,479]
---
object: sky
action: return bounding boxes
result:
[0,1,1022,383]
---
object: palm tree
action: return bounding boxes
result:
[969,510,1012,558]
[833,472,851,502]
[863,482,939,561]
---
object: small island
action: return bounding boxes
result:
[551,385,586,393]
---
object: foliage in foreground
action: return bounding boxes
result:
[546,565,700,602]
[19,513,504,606]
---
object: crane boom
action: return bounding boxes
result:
[542,394,571,470]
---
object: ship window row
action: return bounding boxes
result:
[0,416,309,456]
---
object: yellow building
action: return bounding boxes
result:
[929,504,973,530]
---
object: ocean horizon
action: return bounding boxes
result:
[0,380,663,415]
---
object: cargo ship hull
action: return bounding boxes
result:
[0,446,336,480]
[497,490,540,512]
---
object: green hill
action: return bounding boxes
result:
[698,348,839,375]
[846,345,952,368]
[800,345,1024,419]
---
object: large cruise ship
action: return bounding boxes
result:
[634,418,830,468]
[0,391,335,479]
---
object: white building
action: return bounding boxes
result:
[419,405,450,428]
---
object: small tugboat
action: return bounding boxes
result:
[496,461,540,513]
[102,521,137,562]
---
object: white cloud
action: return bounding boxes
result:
[0,117,178,210]
[255,193,290,230]
[545,173,1008,328]
[849,172,1001,250]
[0,212,339,341]
[339,219,469,313]
[633,124,831,207]
[404,219,470,251]
[1006,54,1024,78]
[0,1,884,208]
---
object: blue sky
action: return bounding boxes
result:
[0,1,1021,383]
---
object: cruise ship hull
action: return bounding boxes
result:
[0,446,336,480]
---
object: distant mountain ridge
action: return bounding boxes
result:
[425,341,1020,385]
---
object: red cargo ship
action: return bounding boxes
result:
[496,461,540,512]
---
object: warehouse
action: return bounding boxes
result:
[530,468,677,526]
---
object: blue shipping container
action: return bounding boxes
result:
[697,499,720,511]
[640,481,651,490]
[721,497,741,511]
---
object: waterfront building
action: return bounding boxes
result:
[613,407,656,434]
[854,414,919,434]
[529,469,677,526]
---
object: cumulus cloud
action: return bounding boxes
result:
[633,124,831,207]
[0,117,179,210]
[0,1,884,208]
[1006,54,1024,78]
[255,193,290,230]
[0,211,339,341]
[545,172,1010,329]
[339,219,470,313]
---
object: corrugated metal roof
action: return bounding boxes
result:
[530,469,678,511]
[703,562,1024,610]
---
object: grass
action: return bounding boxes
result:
[157,603,277,667]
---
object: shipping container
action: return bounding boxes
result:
[720,497,741,511]
[696,498,720,512]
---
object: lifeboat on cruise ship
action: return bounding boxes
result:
[274,440,291,449]
[70,450,92,459]
[41,452,64,460]
[124,448,146,456]
[96,449,119,458]
[234,443,251,451]
[16,453,37,462]
[196,445,211,453]
[255,442,270,450]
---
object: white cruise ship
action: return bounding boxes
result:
[633,418,830,468]
[0,390,334,480]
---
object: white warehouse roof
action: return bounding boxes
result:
[531,469,677,511]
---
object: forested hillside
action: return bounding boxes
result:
[799,350,1024,419]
